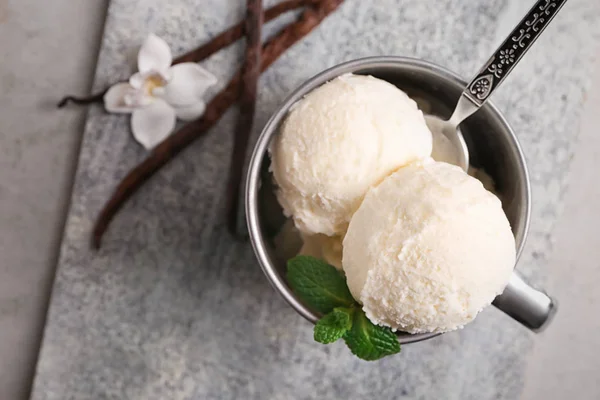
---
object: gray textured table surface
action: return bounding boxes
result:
[31,0,600,399]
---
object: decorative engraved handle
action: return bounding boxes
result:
[465,0,568,106]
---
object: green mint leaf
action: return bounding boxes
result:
[314,307,354,344]
[343,308,401,361]
[287,255,355,314]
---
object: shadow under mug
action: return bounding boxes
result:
[245,56,556,344]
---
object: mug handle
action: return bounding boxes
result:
[492,272,557,332]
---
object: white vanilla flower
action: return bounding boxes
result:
[103,34,217,149]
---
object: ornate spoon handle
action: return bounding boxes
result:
[465,0,568,106]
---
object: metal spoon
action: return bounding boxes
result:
[429,0,568,171]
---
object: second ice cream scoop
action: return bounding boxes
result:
[343,160,516,333]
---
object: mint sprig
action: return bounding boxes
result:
[314,307,353,344]
[287,255,354,314]
[343,308,401,360]
[286,255,401,361]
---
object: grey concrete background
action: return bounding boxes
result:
[0,0,108,398]
[0,0,599,399]
[521,65,600,399]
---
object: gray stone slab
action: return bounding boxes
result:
[30,0,600,399]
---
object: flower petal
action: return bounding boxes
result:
[104,83,136,114]
[138,34,172,75]
[160,63,217,106]
[123,89,152,108]
[173,101,206,121]
[131,99,176,149]
[129,72,146,89]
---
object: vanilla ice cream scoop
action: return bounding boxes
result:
[270,74,432,236]
[299,233,344,270]
[343,160,516,333]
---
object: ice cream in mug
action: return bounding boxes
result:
[269,74,515,334]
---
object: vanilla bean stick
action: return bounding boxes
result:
[92,0,345,248]
[226,0,264,238]
[57,88,108,108]
[173,0,319,65]
[58,0,319,107]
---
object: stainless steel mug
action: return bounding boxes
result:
[246,57,556,344]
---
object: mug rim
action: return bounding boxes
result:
[245,56,532,344]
